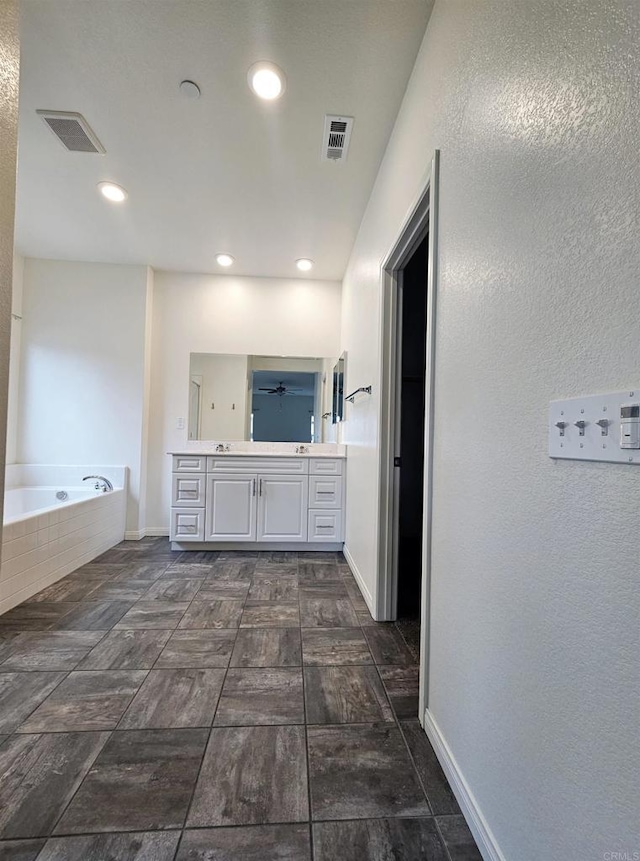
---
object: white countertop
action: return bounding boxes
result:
[169,450,346,458]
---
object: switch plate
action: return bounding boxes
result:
[176,417,185,430]
[549,390,640,463]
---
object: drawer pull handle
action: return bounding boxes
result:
[316,491,334,495]
[317,525,333,529]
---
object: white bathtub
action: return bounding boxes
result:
[1,465,127,614]
[4,487,104,522]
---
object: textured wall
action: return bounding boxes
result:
[342,0,640,858]
[0,0,19,539]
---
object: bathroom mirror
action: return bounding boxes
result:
[188,353,339,442]
[332,353,346,424]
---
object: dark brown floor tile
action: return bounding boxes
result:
[302,628,372,665]
[254,560,299,574]
[195,580,250,600]
[304,666,393,724]
[92,548,134,565]
[155,630,236,668]
[53,601,134,631]
[378,666,420,719]
[141,579,204,602]
[300,597,358,628]
[173,551,220,565]
[84,581,154,602]
[400,721,461,815]
[112,562,171,581]
[343,580,369,611]
[0,632,105,671]
[230,628,301,667]
[115,602,189,629]
[363,627,417,665]
[54,728,208,834]
[217,551,259,561]
[188,725,308,827]
[0,732,108,838]
[313,818,447,861]
[299,582,349,599]
[215,668,304,725]
[298,562,342,583]
[436,816,483,860]
[355,608,381,626]
[77,629,172,670]
[206,560,256,581]
[36,831,181,860]
[66,563,127,580]
[17,670,146,733]
[176,824,311,860]
[297,551,339,562]
[0,672,66,733]
[178,599,244,630]
[0,735,8,748]
[0,838,46,860]
[0,605,74,632]
[0,634,19,663]
[248,574,298,601]
[120,668,225,728]
[24,579,101,603]
[307,724,429,821]
[162,564,216,579]
[240,601,299,628]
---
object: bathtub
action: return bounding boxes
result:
[1,465,127,614]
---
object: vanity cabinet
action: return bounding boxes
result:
[169,454,344,548]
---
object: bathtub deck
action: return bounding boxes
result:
[0,538,480,861]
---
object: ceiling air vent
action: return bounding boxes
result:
[36,110,105,153]
[322,114,354,163]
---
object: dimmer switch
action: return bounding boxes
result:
[620,404,640,449]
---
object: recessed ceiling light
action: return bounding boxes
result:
[97,182,127,202]
[296,258,314,272]
[179,80,201,99]
[248,61,286,100]
[216,253,234,267]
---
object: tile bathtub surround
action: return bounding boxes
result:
[0,538,481,858]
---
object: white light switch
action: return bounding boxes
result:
[176,417,185,430]
[549,390,640,464]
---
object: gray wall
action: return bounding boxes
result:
[0,0,19,539]
[341,0,640,858]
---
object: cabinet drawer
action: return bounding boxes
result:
[207,457,308,475]
[309,458,343,475]
[170,508,205,541]
[172,455,206,473]
[309,475,343,508]
[308,510,342,542]
[172,473,205,507]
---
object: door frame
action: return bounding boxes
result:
[376,150,439,722]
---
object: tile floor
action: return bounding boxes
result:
[0,539,482,860]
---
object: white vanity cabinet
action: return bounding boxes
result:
[169,454,344,549]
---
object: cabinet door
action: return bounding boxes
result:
[205,473,257,541]
[172,473,205,507]
[309,475,343,509]
[170,508,205,541]
[257,475,308,542]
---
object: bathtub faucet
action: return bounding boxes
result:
[82,475,114,493]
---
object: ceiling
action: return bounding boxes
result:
[15,0,432,281]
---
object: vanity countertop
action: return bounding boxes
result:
[169,450,346,459]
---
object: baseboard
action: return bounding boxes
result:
[423,709,506,861]
[342,544,375,616]
[144,527,170,537]
[124,530,145,541]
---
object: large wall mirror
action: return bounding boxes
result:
[188,353,344,443]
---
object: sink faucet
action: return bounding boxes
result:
[215,443,230,452]
[82,475,114,492]
[295,445,309,454]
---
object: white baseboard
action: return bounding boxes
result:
[423,709,506,861]
[124,530,145,541]
[342,544,375,615]
[124,528,170,540]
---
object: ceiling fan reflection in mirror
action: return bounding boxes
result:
[258,382,303,396]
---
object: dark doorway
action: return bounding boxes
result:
[395,233,428,646]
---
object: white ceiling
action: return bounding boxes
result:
[15,0,432,281]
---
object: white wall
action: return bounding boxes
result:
[190,353,249,440]
[341,1,639,858]
[146,271,341,530]
[17,259,152,535]
[0,0,19,540]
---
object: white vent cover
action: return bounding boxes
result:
[322,115,354,162]
[36,110,105,153]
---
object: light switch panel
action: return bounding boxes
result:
[549,389,640,464]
